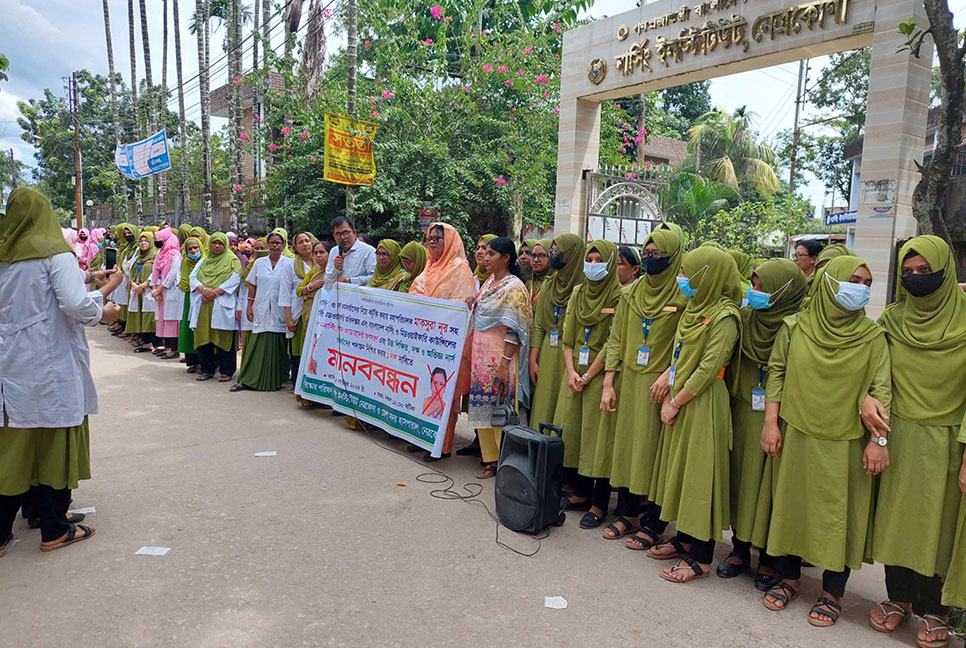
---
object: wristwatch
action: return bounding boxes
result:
[669,396,680,408]
[580,372,589,383]
[873,435,888,447]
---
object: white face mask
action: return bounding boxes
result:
[825,273,871,311]
[583,259,609,282]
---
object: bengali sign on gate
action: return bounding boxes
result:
[323,112,379,186]
[295,283,470,457]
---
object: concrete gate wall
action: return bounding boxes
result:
[555,0,933,313]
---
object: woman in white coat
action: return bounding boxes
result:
[231,231,293,392]
[0,187,123,555]
[151,226,183,359]
[189,232,242,382]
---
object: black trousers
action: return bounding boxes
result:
[677,532,716,564]
[1,485,72,543]
[614,488,642,517]
[163,336,178,350]
[776,555,851,598]
[885,565,948,616]
[197,342,237,377]
[732,533,775,568]
[641,502,669,535]
[574,474,612,512]
[185,352,199,367]
[290,355,301,384]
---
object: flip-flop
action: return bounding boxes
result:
[916,615,951,648]
[869,601,909,633]
[196,373,214,381]
[40,524,95,552]
[660,557,710,584]
[647,536,690,561]
[218,375,233,382]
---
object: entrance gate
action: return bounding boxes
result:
[584,164,668,245]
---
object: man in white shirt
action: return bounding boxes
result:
[324,216,376,287]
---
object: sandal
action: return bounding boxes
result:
[579,511,606,529]
[565,496,592,512]
[716,553,749,579]
[152,348,166,356]
[647,536,690,561]
[229,384,249,392]
[660,556,710,584]
[626,527,661,551]
[186,365,200,374]
[218,375,233,382]
[869,600,909,633]
[161,352,180,360]
[763,581,799,611]
[133,346,152,353]
[603,516,637,540]
[754,568,780,592]
[808,596,843,627]
[40,524,95,552]
[477,463,497,480]
[916,615,950,648]
[196,373,214,381]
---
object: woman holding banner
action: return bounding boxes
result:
[280,232,319,388]
[409,222,477,461]
[398,241,427,293]
[293,240,331,406]
[469,237,533,479]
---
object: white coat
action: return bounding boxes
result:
[246,255,291,334]
[157,260,184,322]
[188,258,242,332]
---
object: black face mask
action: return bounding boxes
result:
[549,250,566,270]
[125,234,135,243]
[79,235,87,241]
[154,240,164,249]
[644,256,672,276]
[901,270,945,297]
[242,250,252,258]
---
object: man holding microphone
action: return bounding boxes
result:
[324,216,376,287]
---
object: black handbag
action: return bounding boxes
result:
[490,381,519,428]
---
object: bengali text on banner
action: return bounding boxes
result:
[295,283,470,457]
[323,112,379,186]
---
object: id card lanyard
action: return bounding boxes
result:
[637,317,655,367]
[751,365,767,411]
[578,326,592,366]
[668,340,683,387]
[549,305,563,348]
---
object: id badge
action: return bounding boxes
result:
[549,328,559,348]
[637,344,650,367]
[751,387,766,412]
[578,346,590,366]
[668,365,677,387]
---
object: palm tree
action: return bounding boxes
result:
[172,0,190,223]
[128,0,143,223]
[227,0,242,233]
[303,0,328,103]
[139,0,162,221]
[102,0,126,207]
[663,171,739,240]
[196,0,213,228]
[686,107,781,195]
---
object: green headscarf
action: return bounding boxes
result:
[473,234,497,282]
[116,222,140,267]
[196,232,243,287]
[658,221,686,248]
[177,223,193,249]
[243,238,269,284]
[292,231,319,279]
[273,227,295,258]
[699,240,725,250]
[815,243,854,270]
[398,241,427,293]
[190,226,210,254]
[727,249,754,291]
[538,233,584,317]
[520,238,537,283]
[737,258,807,367]
[368,239,407,290]
[634,228,687,319]
[780,256,884,440]
[179,237,205,292]
[528,238,554,299]
[573,240,622,326]
[131,230,158,283]
[0,187,73,263]
[878,236,966,425]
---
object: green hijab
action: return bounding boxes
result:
[781,256,884,440]
[292,231,319,279]
[878,236,966,425]
[520,238,537,283]
[398,241,427,293]
[131,231,158,282]
[368,239,407,290]
[815,243,854,270]
[699,240,724,250]
[528,238,554,298]
[574,240,622,326]
[658,221,686,248]
[179,237,205,292]
[177,223,193,250]
[196,232,243,287]
[633,228,686,319]
[117,222,140,267]
[190,226,210,254]
[473,234,497,282]
[738,258,807,366]
[727,249,754,291]
[0,187,74,263]
[273,227,295,258]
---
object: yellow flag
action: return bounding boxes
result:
[323,112,379,186]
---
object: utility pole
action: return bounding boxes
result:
[71,72,83,229]
[788,59,809,196]
[345,0,358,217]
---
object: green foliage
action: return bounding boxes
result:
[0,52,8,87]
[809,49,870,140]
[685,107,781,195]
[691,195,813,256]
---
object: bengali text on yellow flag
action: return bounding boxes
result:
[323,112,379,186]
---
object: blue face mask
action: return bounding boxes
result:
[676,264,708,299]
[825,273,871,311]
[747,286,771,310]
[188,251,202,261]
[583,259,609,282]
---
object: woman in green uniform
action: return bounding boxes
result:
[190,232,243,381]
[555,240,622,528]
[528,234,584,434]
[519,239,536,285]
[178,237,204,373]
[645,246,740,584]
[717,258,806,589]
[598,228,685,545]
[761,256,890,627]
[941,415,966,616]
[124,230,158,352]
[727,249,754,294]
[527,238,554,306]
[868,236,966,647]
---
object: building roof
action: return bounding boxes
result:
[643,135,687,167]
[211,72,286,117]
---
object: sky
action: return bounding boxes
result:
[2,0,965,218]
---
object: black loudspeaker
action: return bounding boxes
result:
[494,423,566,533]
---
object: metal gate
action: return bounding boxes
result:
[584,164,670,246]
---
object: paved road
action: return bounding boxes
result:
[2,327,946,647]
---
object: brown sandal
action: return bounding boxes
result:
[477,463,497,479]
[626,527,661,550]
[869,601,909,633]
[763,581,799,611]
[196,373,214,381]
[647,536,689,560]
[40,524,95,552]
[916,615,950,648]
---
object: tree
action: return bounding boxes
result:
[128,0,143,221]
[693,196,813,255]
[662,171,738,239]
[139,0,163,219]
[686,107,781,195]
[227,0,244,233]
[195,0,213,228]
[172,0,191,222]
[102,0,127,204]
[808,49,871,140]
[0,53,8,89]
[660,81,713,138]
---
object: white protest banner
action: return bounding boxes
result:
[115,129,171,180]
[295,284,470,457]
